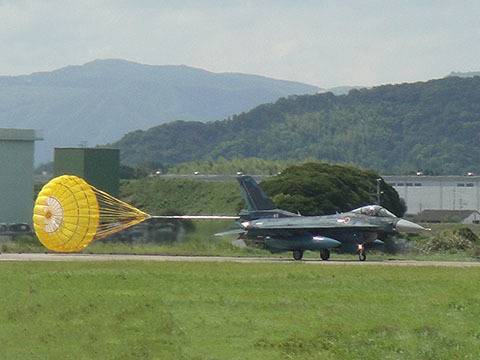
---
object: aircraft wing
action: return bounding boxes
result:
[247,218,382,231]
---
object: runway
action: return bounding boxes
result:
[1,252,480,267]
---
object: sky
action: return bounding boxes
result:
[1,0,480,88]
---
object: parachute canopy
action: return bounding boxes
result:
[33,175,149,252]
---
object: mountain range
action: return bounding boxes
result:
[447,71,480,78]
[0,59,322,164]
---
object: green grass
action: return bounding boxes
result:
[1,261,480,359]
[120,178,243,215]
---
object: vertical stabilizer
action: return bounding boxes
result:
[237,176,276,211]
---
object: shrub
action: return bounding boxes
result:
[415,226,478,254]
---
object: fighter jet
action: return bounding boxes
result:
[215,176,428,261]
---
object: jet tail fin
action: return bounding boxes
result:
[237,176,276,211]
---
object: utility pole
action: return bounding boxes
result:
[376,178,382,205]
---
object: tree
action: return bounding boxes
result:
[261,163,406,216]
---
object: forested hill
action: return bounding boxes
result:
[448,71,480,78]
[0,59,321,164]
[114,76,480,175]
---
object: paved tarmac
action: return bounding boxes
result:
[1,253,480,267]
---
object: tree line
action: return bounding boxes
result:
[114,76,480,175]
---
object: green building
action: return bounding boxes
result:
[54,148,120,197]
[0,128,43,226]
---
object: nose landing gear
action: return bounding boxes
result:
[357,243,366,261]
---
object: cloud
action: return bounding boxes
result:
[1,0,480,87]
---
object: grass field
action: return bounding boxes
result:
[1,261,480,359]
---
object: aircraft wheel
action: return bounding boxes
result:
[320,249,330,261]
[293,249,303,260]
[358,251,366,261]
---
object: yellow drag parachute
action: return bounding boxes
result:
[33,175,149,252]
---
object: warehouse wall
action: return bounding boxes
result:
[384,175,480,214]
[0,129,38,225]
[54,148,120,196]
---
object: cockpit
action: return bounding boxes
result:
[351,205,397,218]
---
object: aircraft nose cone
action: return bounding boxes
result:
[395,219,428,233]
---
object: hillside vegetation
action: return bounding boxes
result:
[119,163,404,217]
[120,177,243,216]
[115,76,480,175]
[167,156,300,175]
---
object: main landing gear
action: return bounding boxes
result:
[293,249,331,261]
[357,243,366,261]
[293,246,366,261]
[320,249,330,261]
[293,249,303,260]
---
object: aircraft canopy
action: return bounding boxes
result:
[351,205,396,218]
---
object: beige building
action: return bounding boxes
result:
[383,175,480,215]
